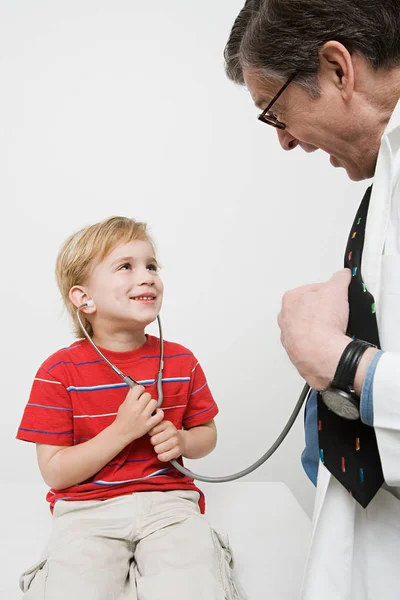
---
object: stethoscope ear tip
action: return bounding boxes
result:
[78,300,94,310]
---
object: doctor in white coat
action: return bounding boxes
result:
[225,1,400,598]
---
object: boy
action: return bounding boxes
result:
[17,216,242,600]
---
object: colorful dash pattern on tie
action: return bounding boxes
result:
[317,185,384,508]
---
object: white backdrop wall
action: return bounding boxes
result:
[1,0,365,520]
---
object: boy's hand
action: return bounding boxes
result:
[112,385,164,444]
[149,420,186,462]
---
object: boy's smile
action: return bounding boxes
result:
[130,293,157,304]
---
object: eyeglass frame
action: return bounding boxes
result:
[257,71,298,130]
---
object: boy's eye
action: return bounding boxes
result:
[118,262,158,272]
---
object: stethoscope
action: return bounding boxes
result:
[77,301,310,483]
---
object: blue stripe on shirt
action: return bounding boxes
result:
[67,377,191,392]
[190,382,207,396]
[19,427,72,436]
[92,468,172,485]
[27,403,72,411]
[47,359,104,372]
[140,353,194,359]
[183,402,216,422]
[48,354,194,372]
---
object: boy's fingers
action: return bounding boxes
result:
[149,421,165,436]
[150,430,167,446]
[150,409,164,425]
[136,392,153,407]
[153,438,170,452]
[158,447,180,462]
[128,385,145,401]
[143,399,158,417]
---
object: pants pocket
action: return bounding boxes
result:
[19,557,48,593]
[211,529,246,600]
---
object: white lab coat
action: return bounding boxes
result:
[300,100,400,600]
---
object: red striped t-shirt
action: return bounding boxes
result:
[16,335,218,513]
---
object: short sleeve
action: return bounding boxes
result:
[16,366,73,445]
[182,360,218,428]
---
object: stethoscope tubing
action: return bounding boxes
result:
[77,304,309,483]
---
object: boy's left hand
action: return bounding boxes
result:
[149,420,186,462]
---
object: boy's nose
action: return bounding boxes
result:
[276,128,299,151]
[136,268,155,285]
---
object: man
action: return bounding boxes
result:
[224,1,400,599]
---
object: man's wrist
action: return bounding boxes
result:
[353,347,379,396]
[313,335,352,390]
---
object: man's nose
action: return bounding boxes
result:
[277,129,299,151]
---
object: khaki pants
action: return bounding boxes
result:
[20,490,244,600]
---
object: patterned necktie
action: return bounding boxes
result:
[317,186,384,508]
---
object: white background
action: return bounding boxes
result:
[1,0,365,528]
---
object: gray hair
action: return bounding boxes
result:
[224,0,400,96]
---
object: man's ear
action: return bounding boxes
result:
[69,286,96,314]
[319,41,355,101]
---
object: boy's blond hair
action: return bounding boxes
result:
[56,216,156,338]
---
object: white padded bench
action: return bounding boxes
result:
[1,481,311,600]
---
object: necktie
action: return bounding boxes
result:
[317,186,384,507]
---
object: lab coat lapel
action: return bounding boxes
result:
[362,99,400,311]
[361,137,392,309]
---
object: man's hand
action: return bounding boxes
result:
[149,420,186,462]
[277,269,353,390]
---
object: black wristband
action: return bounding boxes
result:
[331,339,372,395]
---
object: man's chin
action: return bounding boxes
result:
[300,143,318,153]
[331,157,373,181]
[344,165,373,182]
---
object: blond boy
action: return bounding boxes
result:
[17,217,242,600]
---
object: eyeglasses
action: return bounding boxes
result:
[257,72,298,130]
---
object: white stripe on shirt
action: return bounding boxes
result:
[35,378,62,385]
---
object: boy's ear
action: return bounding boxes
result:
[69,286,96,314]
